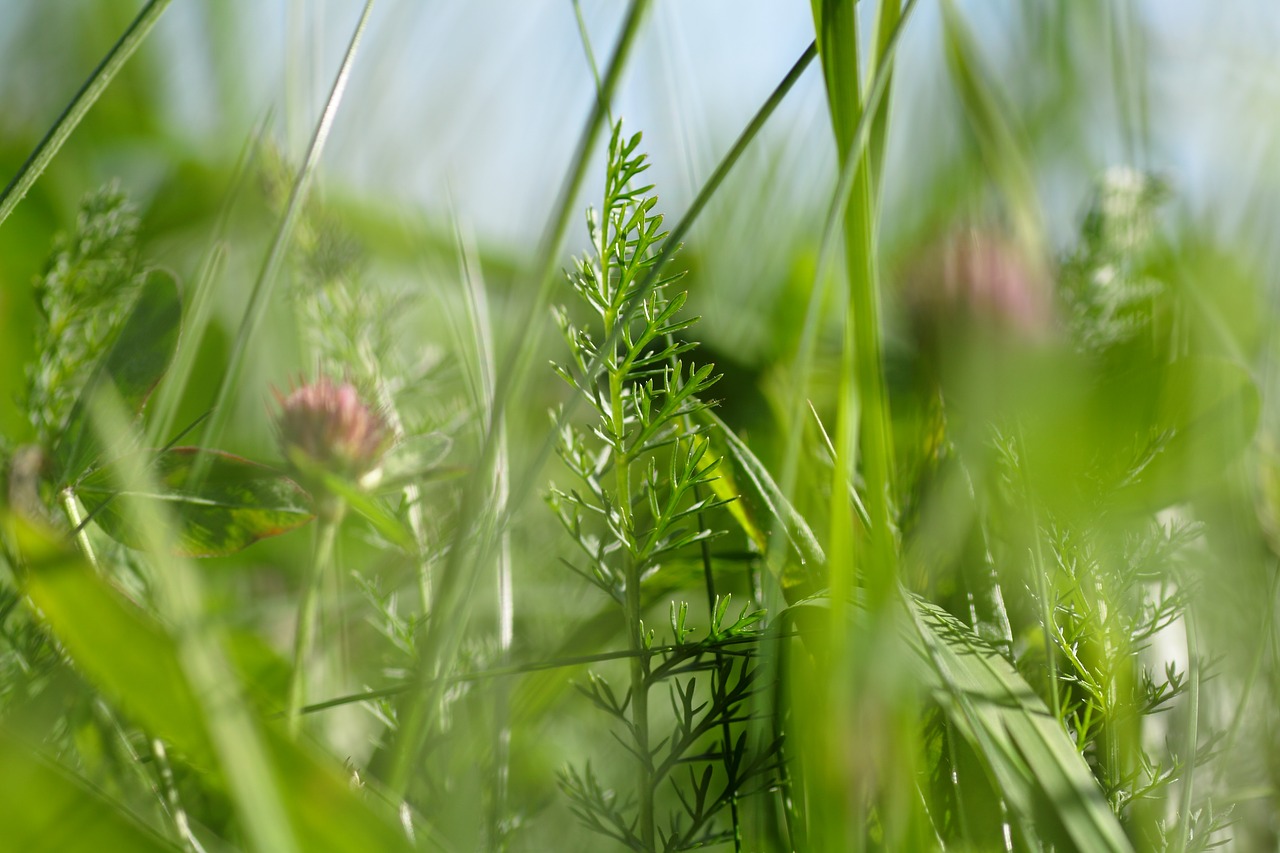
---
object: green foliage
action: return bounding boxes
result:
[548,123,783,851]
[76,448,314,557]
[0,3,1274,851]
[26,185,145,449]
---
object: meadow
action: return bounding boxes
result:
[0,2,1276,850]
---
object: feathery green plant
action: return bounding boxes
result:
[549,122,780,851]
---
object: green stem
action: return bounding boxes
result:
[377,0,653,800]
[1016,429,1061,718]
[1173,601,1201,853]
[607,319,653,850]
[60,489,100,573]
[152,737,203,853]
[287,504,343,737]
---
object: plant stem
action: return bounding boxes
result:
[287,503,343,737]
[153,737,205,853]
[606,281,653,851]
[1174,599,1201,853]
[60,489,100,573]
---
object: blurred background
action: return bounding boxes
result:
[2,1,1278,446]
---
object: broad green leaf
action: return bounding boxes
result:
[13,517,415,852]
[0,728,178,853]
[77,447,313,557]
[782,595,1134,852]
[56,268,183,483]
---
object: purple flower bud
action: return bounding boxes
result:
[903,230,1056,354]
[273,376,392,489]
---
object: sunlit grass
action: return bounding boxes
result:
[0,2,1274,851]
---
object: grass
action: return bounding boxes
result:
[0,2,1274,851]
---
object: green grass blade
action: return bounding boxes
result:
[0,0,173,229]
[904,597,1135,852]
[147,114,273,449]
[939,0,1040,246]
[778,593,1134,852]
[380,0,654,797]
[12,515,414,852]
[197,0,377,468]
[0,728,178,853]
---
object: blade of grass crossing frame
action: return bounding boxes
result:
[79,386,300,852]
[805,0,901,843]
[195,0,376,482]
[380,0,652,797]
[147,114,275,449]
[939,0,1040,247]
[0,0,173,229]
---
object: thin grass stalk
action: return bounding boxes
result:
[0,0,173,229]
[769,1,917,581]
[286,505,343,738]
[754,6,917,840]
[807,0,904,846]
[454,218,515,850]
[148,116,273,449]
[151,738,204,853]
[379,0,652,797]
[195,0,376,482]
[1173,601,1202,853]
[60,490,100,574]
[867,1,901,193]
[59,482,203,851]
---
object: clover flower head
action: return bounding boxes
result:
[273,376,392,489]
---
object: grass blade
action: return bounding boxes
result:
[0,0,173,229]
[197,0,377,468]
[0,727,177,853]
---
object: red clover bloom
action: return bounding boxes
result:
[273,376,392,492]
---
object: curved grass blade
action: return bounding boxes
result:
[76,448,313,557]
[11,515,416,852]
[0,728,178,853]
[781,595,1134,852]
[714,407,1130,849]
[0,0,173,229]
[903,597,1134,852]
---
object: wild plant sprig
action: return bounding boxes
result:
[549,123,784,851]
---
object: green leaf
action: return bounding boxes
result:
[0,728,178,853]
[13,517,415,852]
[76,447,313,557]
[56,268,183,484]
[781,595,1134,852]
[699,409,825,600]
